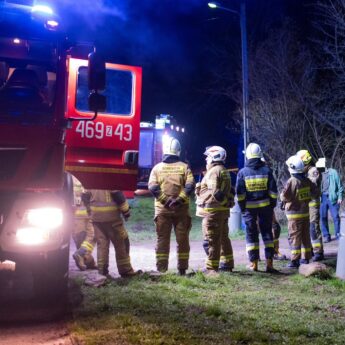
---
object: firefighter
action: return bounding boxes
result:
[148,137,195,275]
[196,146,234,273]
[236,143,277,272]
[82,189,138,277]
[296,150,324,261]
[71,175,97,271]
[281,155,316,268]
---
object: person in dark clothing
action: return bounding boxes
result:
[236,143,278,272]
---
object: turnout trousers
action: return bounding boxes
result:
[202,212,234,271]
[154,210,191,272]
[288,218,312,261]
[94,221,133,276]
[243,206,274,262]
[309,205,324,255]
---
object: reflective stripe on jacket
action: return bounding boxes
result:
[280,175,316,220]
[236,158,277,211]
[88,189,123,223]
[196,163,233,216]
[148,158,195,212]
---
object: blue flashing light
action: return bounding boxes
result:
[31,5,53,15]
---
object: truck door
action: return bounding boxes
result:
[65,58,142,191]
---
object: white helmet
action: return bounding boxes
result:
[315,157,326,169]
[245,143,263,159]
[163,136,181,156]
[204,146,226,163]
[286,155,304,174]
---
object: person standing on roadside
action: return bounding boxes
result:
[317,158,344,242]
[148,137,195,275]
[236,143,278,272]
[82,189,139,278]
[296,150,324,260]
[196,146,234,274]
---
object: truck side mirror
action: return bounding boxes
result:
[88,91,106,112]
[88,51,105,91]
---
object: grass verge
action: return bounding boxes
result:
[68,262,345,345]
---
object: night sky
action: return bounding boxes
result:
[50,0,311,169]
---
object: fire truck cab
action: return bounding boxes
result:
[0,1,142,299]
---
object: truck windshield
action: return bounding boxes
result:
[0,38,57,125]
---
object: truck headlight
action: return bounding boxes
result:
[16,207,63,245]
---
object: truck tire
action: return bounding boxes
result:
[32,243,70,301]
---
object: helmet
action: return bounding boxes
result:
[286,155,304,174]
[245,143,262,159]
[296,150,312,165]
[315,157,326,169]
[204,146,226,163]
[162,136,181,156]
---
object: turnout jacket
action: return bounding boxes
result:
[236,158,277,212]
[84,190,129,223]
[148,155,195,214]
[280,174,317,220]
[196,162,234,217]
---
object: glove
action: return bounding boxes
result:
[169,197,184,209]
[164,197,175,209]
[122,209,131,221]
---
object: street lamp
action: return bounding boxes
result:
[208,1,249,153]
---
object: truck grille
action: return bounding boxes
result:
[0,148,26,181]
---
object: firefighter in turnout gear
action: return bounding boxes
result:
[281,155,317,268]
[196,146,234,273]
[82,189,137,277]
[296,150,324,261]
[148,137,195,275]
[71,175,97,271]
[236,143,278,272]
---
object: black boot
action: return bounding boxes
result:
[287,260,300,268]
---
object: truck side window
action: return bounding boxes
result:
[76,67,133,116]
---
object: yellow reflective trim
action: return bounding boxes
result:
[66,165,138,175]
[291,249,301,254]
[246,245,260,251]
[286,213,309,219]
[312,243,321,248]
[297,187,311,201]
[203,206,229,212]
[301,248,311,253]
[75,209,88,216]
[246,201,270,208]
[265,243,274,248]
[220,255,233,260]
[269,193,278,199]
[309,201,320,207]
[245,177,268,192]
[237,194,246,201]
[90,206,118,212]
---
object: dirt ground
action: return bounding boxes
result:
[0,237,340,345]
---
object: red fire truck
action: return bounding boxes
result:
[0,1,142,298]
[137,114,186,190]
